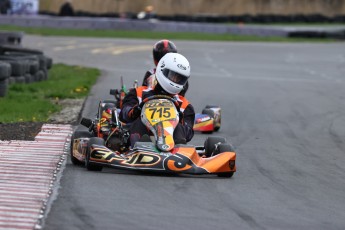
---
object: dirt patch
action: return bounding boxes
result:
[48,98,85,124]
[0,98,84,141]
[0,122,45,141]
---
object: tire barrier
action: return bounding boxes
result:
[0,41,53,97]
[0,61,11,97]
[288,30,345,39]
[0,31,23,46]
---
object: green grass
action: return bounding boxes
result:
[0,24,336,42]
[0,64,100,123]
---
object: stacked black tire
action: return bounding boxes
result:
[0,61,11,97]
[0,31,53,97]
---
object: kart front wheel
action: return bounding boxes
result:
[217,172,234,178]
[85,137,104,171]
[70,130,93,165]
[204,136,226,157]
[214,144,235,178]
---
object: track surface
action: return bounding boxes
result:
[23,36,345,230]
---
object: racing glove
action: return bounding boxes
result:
[128,104,141,120]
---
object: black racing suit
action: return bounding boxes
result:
[119,85,195,147]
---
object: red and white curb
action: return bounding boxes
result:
[0,124,73,230]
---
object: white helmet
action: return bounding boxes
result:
[156,53,190,95]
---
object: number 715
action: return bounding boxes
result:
[148,108,171,119]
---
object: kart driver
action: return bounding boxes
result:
[120,53,195,147]
[143,39,189,97]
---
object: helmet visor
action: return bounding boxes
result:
[162,69,188,85]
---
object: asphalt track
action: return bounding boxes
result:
[22,36,345,230]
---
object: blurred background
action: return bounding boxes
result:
[1,0,345,23]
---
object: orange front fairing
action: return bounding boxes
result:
[198,152,236,172]
[88,142,236,175]
[170,146,236,174]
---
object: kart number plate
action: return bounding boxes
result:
[143,100,177,125]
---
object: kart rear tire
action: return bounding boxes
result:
[85,137,104,171]
[102,99,117,108]
[70,130,93,165]
[201,108,215,118]
[204,136,227,157]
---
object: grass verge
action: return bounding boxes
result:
[0,64,100,123]
[0,25,336,42]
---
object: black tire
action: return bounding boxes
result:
[28,59,40,74]
[14,76,26,84]
[0,61,11,80]
[214,125,221,132]
[201,108,215,118]
[217,172,234,178]
[34,70,45,82]
[2,51,48,71]
[24,74,33,83]
[41,68,48,80]
[8,76,15,84]
[3,53,43,74]
[0,44,43,55]
[102,99,117,105]
[0,58,27,76]
[214,143,235,178]
[0,32,23,45]
[70,130,93,165]
[218,143,235,153]
[85,137,104,171]
[45,56,53,69]
[205,105,219,109]
[14,76,25,84]
[0,79,8,97]
[204,136,227,157]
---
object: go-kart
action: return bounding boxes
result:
[110,77,221,134]
[193,105,221,133]
[70,95,236,177]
